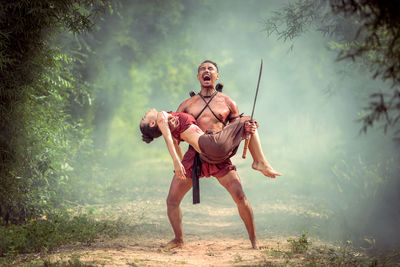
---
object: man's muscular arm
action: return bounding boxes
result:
[226,95,257,134]
[226,96,240,123]
[176,99,188,113]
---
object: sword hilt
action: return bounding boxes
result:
[242,133,251,159]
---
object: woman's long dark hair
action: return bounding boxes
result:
[140,122,162,143]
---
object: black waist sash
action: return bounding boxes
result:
[191,91,225,204]
[190,145,202,204]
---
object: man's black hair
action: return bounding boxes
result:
[198,60,218,73]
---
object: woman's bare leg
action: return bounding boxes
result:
[248,130,282,178]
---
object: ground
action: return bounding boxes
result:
[9,195,391,267]
[42,235,297,266]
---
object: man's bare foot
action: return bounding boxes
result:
[252,161,282,178]
[251,238,266,250]
[163,238,184,250]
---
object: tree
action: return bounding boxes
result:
[0,0,199,223]
[0,0,108,224]
[264,0,400,138]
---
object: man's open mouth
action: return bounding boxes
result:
[203,75,211,81]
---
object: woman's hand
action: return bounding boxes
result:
[174,160,187,179]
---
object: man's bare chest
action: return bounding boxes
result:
[186,97,230,123]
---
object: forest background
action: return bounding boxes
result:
[1,0,399,262]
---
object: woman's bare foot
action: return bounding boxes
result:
[164,238,184,250]
[252,161,282,178]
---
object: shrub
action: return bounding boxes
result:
[0,210,125,256]
[287,232,312,253]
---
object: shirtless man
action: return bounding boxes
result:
[165,60,280,250]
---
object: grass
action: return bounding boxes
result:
[0,207,140,266]
[2,202,400,267]
[0,212,121,255]
[254,233,393,267]
[234,234,400,267]
[287,232,312,253]
[234,253,244,263]
[9,254,98,267]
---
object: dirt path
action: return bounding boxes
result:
[13,190,378,266]
[45,234,296,267]
[31,198,332,267]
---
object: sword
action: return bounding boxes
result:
[242,59,263,159]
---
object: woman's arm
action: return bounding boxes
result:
[173,137,184,161]
[157,111,186,179]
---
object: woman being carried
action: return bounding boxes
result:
[140,109,281,179]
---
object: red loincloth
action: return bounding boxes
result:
[181,147,236,179]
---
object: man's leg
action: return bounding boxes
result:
[165,175,192,249]
[217,170,260,249]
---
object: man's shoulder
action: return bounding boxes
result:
[177,95,199,112]
[181,95,200,105]
[217,92,237,108]
[217,92,232,100]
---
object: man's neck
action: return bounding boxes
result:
[200,87,216,97]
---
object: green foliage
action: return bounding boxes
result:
[257,237,381,266]
[0,0,109,224]
[330,0,400,85]
[265,0,400,136]
[301,244,368,266]
[329,154,400,246]
[41,256,96,267]
[0,0,200,225]
[264,0,331,42]
[331,155,386,203]
[70,0,197,158]
[0,210,125,257]
[287,232,312,253]
[0,48,99,223]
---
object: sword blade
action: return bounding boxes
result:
[242,59,263,159]
[250,59,263,120]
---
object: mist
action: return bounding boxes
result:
[80,0,400,249]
